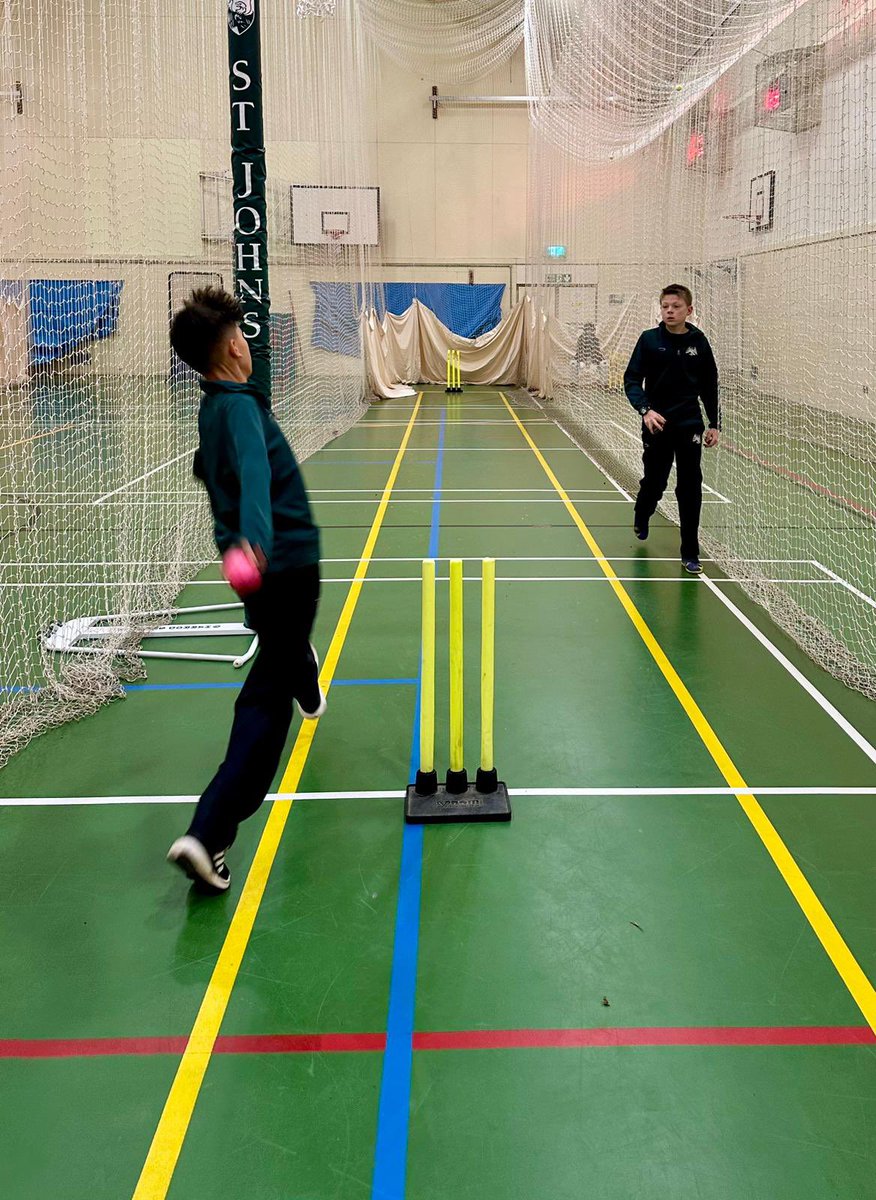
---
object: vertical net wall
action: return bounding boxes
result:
[524,0,876,700]
[0,0,379,764]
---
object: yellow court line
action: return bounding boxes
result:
[132,395,423,1200]
[499,392,876,1033]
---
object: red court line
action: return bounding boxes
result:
[413,1026,876,1050]
[725,440,876,523]
[0,1033,386,1058]
[2,1027,873,1059]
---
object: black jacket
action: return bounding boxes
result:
[624,323,720,429]
[193,379,320,573]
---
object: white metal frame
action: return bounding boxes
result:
[43,602,258,668]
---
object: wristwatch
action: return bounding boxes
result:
[638,405,650,416]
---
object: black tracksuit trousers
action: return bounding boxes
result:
[187,562,321,853]
[634,422,704,561]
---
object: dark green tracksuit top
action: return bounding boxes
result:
[193,379,320,573]
[623,322,721,430]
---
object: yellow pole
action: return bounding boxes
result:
[455,349,461,390]
[420,559,436,774]
[480,558,495,772]
[446,349,451,391]
[449,558,464,773]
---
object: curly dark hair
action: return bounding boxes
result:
[170,287,244,374]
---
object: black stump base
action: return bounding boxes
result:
[404,780,511,824]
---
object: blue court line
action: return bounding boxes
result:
[122,678,416,693]
[371,408,444,1200]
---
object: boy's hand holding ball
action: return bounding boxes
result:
[222,541,264,597]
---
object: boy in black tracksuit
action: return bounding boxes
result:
[624,283,720,573]
[166,288,323,893]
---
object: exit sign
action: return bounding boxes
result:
[546,245,566,257]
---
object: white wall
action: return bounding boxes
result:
[0,3,529,378]
[375,46,529,267]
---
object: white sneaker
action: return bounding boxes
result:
[296,642,327,719]
[167,835,231,892]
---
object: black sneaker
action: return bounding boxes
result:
[634,521,649,541]
[682,558,703,575]
[167,835,231,892]
[296,642,327,719]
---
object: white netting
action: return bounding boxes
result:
[525,0,876,699]
[0,0,378,763]
[4,0,876,762]
[525,0,810,160]
[360,0,523,82]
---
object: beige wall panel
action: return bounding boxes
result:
[492,144,527,259]
[435,145,493,261]
[377,142,437,260]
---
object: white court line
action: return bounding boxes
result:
[313,446,588,452]
[4,785,876,806]
[311,498,634,505]
[701,570,876,767]
[0,578,840,590]
[525,398,876,768]
[531,395,635,501]
[353,420,552,426]
[92,450,193,506]
[595,416,733,504]
[308,496,730,506]
[309,488,615,494]
[323,555,811,564]
[811,559,876,611]
[0,576,835,590]
[702,482,733,504]
[0,556,813,571]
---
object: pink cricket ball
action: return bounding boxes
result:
[223,547,263,596]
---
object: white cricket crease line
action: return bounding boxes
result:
[0,556,814,571]
[2,578,839,589]
[0,573,840,588]
[314,446,586,452]
[92,449,193,505]
[5,785,876,806]
[350,420,552,426]
[309,488,614,494]
[313,576,836,586]
[311,497,738,505]
[309,498,634,505]
[700,571,876,767]
[810,559,876,611]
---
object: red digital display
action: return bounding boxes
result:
[763,81,782,112]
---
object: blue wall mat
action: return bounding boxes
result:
[28,280,123,366]
[311,281,506,356]
[310,281,361,357]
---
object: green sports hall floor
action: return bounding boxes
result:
[1,386,875,1200]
